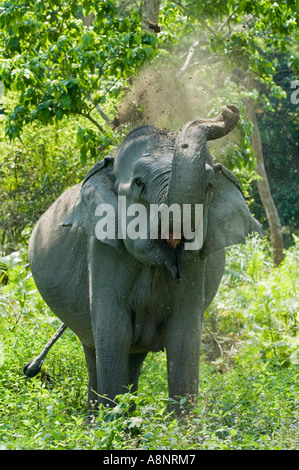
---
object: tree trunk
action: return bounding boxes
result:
[141,0,161,33]
[248,105,285,267]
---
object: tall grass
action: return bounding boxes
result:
[0,236,298,450]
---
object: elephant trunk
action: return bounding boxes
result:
[166,121,207,208]
[165,105,240,243]
[166,104,240,207]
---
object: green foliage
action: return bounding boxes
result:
[0,109,89,253]
[0,0,158,157]
[203,235,299,368]
[251,44,299,233]
[0,237,298,449]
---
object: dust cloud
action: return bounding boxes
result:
[115,43,242,164]
[117,64,213,131]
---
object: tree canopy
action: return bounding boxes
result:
[0,0,298,253]
[0,0,160,161]
[1,0,298,154]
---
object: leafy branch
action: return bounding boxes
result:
[0,0,158,160]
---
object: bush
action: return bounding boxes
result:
[203,235,299,369]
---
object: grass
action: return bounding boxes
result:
[0,236,298,450]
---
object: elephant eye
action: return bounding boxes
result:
[134,178,143,187]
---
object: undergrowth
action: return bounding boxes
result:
[0,236,298,450]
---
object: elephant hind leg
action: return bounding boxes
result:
[83,345,98,410]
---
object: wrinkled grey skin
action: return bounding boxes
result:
[28,105,262,413]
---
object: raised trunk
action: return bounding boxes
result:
[167,105,240,207]
[167,121,208,207]
[248,106,284,267]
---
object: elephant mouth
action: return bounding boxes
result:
[155,236,184,283]
[160,232,201,282]
[166,232,182,249]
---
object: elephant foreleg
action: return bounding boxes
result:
[88,238,133,408]
[165,309,202,411]
[93,312,132,407]
[164,262,205,414]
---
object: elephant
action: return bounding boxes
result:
[27,104,262,413]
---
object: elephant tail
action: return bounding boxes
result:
[23,323,67,378]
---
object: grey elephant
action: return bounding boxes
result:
[26,104,262,413]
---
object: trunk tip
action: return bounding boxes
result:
[221,104,240,123]
[204,103,240,140]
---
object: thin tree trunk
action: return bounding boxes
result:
[141,0,161,33]
[248,105,285,267]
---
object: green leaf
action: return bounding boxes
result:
[61,95,72,109]
[55,108,64,121]
[80,146,87,166]
[82,32,94,48]
[77,126,86,145]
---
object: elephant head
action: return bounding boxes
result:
[62,105,262,281]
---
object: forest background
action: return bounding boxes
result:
[0,0,298,450]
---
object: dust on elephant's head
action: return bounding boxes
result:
[63,105,262,281]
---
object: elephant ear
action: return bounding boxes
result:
[61,155,122,251]
[201,163,263,257]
